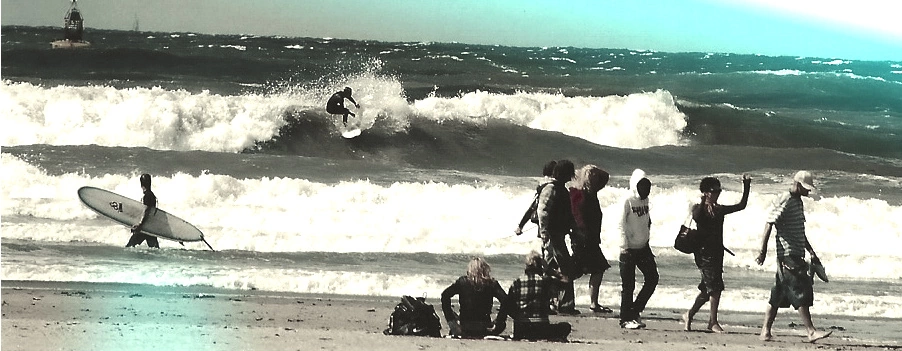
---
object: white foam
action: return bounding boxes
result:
[413,89,688,149]
[2,79,689,151]
[0,81,290,152]
[3,155,900,281]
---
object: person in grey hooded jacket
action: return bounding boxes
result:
[536,159,579,315]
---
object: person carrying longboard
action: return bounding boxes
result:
[326,87,360,125]
[126,173,160,248]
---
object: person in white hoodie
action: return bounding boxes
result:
[618,169,659,329]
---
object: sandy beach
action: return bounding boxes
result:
[2,280,898,351]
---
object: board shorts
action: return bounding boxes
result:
[768,255,814,309]
[694,251,725,294]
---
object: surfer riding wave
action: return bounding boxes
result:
[326,87,360,125]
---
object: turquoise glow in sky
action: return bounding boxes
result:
[2,0,900,61]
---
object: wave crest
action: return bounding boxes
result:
[2,80,688,152]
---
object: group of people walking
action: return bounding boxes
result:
[440,160,832,343]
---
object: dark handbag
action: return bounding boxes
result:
[674,214,700,254]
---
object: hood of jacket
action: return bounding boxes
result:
[629,169,647,196]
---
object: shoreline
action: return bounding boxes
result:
[3,280,899,351]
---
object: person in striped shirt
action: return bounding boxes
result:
[755,171,831,343]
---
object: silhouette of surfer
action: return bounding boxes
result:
[326,87,360,125]
[126,173,160,248]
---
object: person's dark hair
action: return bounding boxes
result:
[542,160,557,177]
[698,177,721,217]
[699,177,721,193]
[343,87,352,94]
[139,173,152,188]
[552,160,575,182]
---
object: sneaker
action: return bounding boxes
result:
[620,320,642,329]
[635,316,647,328]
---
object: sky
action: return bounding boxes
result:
[2,0,901,61]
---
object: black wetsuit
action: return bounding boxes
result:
[126,190,160,248]
[326,91,357,123]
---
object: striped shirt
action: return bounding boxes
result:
[765,192,807,259]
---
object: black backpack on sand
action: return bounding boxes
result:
[383,295,442,337]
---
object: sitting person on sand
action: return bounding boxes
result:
[440,257,507,338]
[497,251,571,341]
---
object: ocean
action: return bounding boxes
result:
[2,26,901,326]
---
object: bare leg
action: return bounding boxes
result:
[707,291,724,333]
[683,292,707,331]
[589,272,602,308]
[798,306,832,342]
[759,303,778,341]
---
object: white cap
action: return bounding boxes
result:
[793,171,816,191]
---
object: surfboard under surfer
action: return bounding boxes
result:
[126,173,160,248]
[326,87,360,125]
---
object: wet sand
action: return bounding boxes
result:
[2,280,898,351]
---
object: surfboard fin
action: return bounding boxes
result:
[201,237,215,252]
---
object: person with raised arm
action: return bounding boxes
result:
[682,174,751,333]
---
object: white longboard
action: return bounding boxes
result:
[78,186,213,250]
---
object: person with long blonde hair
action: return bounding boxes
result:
[441,257,507,338]
[569,165,613,313]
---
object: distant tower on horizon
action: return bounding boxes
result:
[133,13,140,32]
[51,0,90,48]
[63,0,84,41]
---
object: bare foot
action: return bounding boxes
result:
[807,330,832,343]
[708,323,725,334]
[681,312,692,331]
[759,333,773,342]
